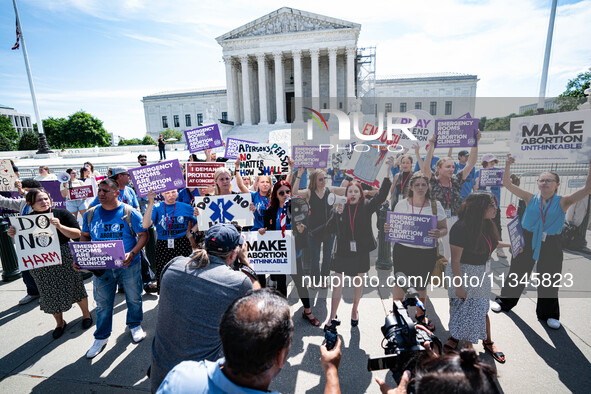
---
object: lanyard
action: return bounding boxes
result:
[540,195,554,226]
[411,198,425,215]
[348,203,359,238]
[438,178,451,208]
[399,172,411,195]
[119,189,128,204]
[482,232,492,256]
[164,202,177,234]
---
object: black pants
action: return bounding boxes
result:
[258,274,288,297]
[493,205,502,239]
[495,229,562,320]
[22,270,39,296]
[159,147,166,160]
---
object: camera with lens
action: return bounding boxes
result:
[324,318,341,351]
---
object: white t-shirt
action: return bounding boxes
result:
[34,174,58,181]
[393,198,447,249]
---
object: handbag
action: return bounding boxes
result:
[430,200,448,288]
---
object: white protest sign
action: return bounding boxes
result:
[394,109,435,148]
[194,193,253,230]
[510,110,591,164]
[0,160,17,192]
[244,230,295,274]
[9,213,63,271]
[236,143,289,177]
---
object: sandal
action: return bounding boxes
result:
[416,314,436,331]
[483,341,505,364]
[443,337,459,354]
[302,310,320,326]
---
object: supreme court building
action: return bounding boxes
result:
[142,7,478,139]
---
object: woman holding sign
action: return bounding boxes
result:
[388,172,448,331]
[7,189,91,339]
[60,168,89,220]
[143,189,198,292]
[420,132,480,262]
[491,155,591,330]
[389,154,414,209]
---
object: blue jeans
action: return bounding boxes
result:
[93,262,143,339]
[22,270,39,296]
[308,233,335,277]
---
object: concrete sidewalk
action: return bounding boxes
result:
[1,247,590,393]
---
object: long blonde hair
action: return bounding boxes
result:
[214,167,233,195]
[255,175,273,198]
[307,170,325,193]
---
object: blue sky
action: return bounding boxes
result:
[1,0,589,139]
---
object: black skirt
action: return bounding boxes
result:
[331,251,370,276]
[392,243,437,290]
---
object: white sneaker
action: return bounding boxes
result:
[547,318,561,330]
[130,326,146,343]
[19,294,40,305]
[86,339,108,359]
[490,301,502,313]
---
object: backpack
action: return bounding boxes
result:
[86,203,137,238]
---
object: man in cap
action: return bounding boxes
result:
[150,223,260,392]
[88,167,139,209]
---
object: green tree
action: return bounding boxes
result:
[161,128,183,142]
[478,116,487,131]
[63,111,111,148]
[118,138,142,146]
[0,115,19,150]
[142,135,156,145]
[556,71,591,111]
[37,117,67,149]
[18,129,39,150]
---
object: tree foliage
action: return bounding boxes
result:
[18,129,39,150]
[39,111,111,149]
[161,128,183,142]
[556,71,591,111]
[0,115,19,150]
[118,138,142,146]
[142,135,156,145]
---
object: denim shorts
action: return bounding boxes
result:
[66,198,88,212]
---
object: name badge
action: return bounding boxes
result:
[350,241,357,252]
[168,238,174,248]
[542,232,547,242]
[445,209,452,219]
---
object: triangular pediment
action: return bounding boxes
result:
[216,7,360,42]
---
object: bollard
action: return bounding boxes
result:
[0,217,22,282]
[376,204,392,270]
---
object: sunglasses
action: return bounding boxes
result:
[278,190,291,196]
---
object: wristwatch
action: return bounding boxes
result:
[239,263,257,281]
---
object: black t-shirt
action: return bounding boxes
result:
[449,220,497,266]
[30,208,80,244]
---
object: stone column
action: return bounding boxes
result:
[346,46,356,99]
[273,51,285,124]
[223,56,235,124]
[309,48,320,112]
[256,54,269,125]
[232,60,241,124]
[240,55,252,126]
[328,47,338,109]
[292,50,303,122]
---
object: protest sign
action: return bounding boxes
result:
[69,240,126,270]
[129,159,185,197]
[237,143,289,177]
[0,160,17,192]
[507,216,525,258]
[186,162,225,188]
[479,168,504,187]
[225,138,257,160]
[69,185,95,200]
[386,212,437,247]
[346,145,387,187]
[9,213,62,271]
[510,110,591,164]
[0,191,21,217]
[184,124,223,153]
[244,230,295,274]
[434,118,478,148]
[194,193,253,230]
[292,145,329,168]
[40,181,66,209]
[389,110,435,149]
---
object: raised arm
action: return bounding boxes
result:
[502,154,533,204]
[234,158,249,193]
[142,190,156,229]
[459,130,481,179]
[561,160,591,211]
[422,137,435,179]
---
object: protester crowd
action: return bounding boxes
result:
[3,131,591,393]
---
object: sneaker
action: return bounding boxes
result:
[130,326,146,343]
[19,294,40,305]
[86,339,108,359]
[490,301,502,313]
[496,249,507,258]
[144,283,158,293]
[547,318,561,330]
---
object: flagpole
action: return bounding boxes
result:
[537,0,558,114]
[12,0,52,153]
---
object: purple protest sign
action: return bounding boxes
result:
[507,216,525,258]
[225,138,257,160]
[292,146,329,169]
[0,191,22,217]
[129,159,185,197]
[40,180,66,209]
[184,124,223,153]
[69,241,127,270]
[386,212,437,247]
[479,168,504,187]
[434,118,479,148]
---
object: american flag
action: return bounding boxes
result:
[12,22,20,50]
[279,197,290,238]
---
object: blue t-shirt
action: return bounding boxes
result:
[82,204,146,266]
[328,168,347,187]
[455,163,476,199]
[475,169,501,205]
[177,188,200,206]
[151,202,197,239]
[251,191,269,230]
[89,186,139,209]
[414,156,439,173]
[294,168,308,189]
[275,208,292,231]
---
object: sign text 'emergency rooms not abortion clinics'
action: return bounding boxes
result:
[129,159,186,197]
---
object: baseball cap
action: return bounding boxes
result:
[481,154,498,163]
[110,167,130,178]
[205,223,244,253]
[458,150,469,157]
